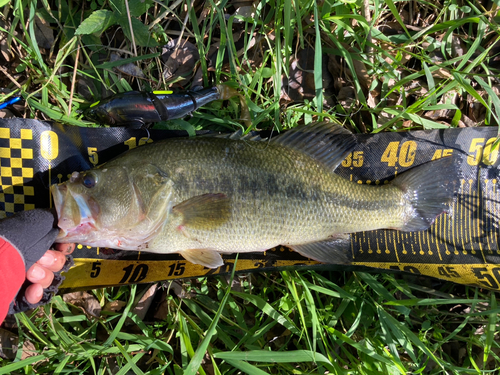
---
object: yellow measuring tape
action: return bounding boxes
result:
[0,120,498,290]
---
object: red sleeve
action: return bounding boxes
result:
[0,238,26,324]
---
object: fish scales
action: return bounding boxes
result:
[51,122,460,268]
[131,138,403,251]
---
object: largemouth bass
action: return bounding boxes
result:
[51,122,460,268]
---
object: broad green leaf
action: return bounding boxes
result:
[127,0,154,17]
[119,16,159,47]
[94,52,160,70]
[163,119,197,137]
[75,10,117,35]
[109,0,154,17]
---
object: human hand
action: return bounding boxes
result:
[25,243,76,304]
[0,209,74,315]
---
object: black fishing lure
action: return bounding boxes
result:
[84,87,220,128]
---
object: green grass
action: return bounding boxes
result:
[1,0,500,373]
[1,271,499,374]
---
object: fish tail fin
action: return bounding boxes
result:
[392,156,461,231]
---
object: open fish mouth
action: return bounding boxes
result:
[50,183,98,241]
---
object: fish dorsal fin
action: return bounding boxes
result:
[229,130,243,139]
[270,122,356,170]
[204,130,267,142]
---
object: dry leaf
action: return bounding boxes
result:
[153,299,172,320]
[458,114,476,127]
[103,300,127,313]
[169,280,193,299]
[162,39,200,82]
[133,283,158,320]
[0,327,18,360]
[423,91,458,122]
[232,5,256,22]
[282,47,334,107]
[35,16,54,50]
[228,0,254,8]
[20,340,38,361]
[337,86,356,109]
[367,91,378,108]
[63,291,101,318]
[377,110,395,128]
[110,53,146,79]
[450,34,465,57]
[0,19,16,63]
[0,109,14,119]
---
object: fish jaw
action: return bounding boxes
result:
[50,171,174,250]
[51,182,141,248]
[50,182,99,243]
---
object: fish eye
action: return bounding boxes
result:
[82,173,97,188]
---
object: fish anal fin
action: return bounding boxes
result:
[173,193,231,230]
[181,249,224,268]
[288,234,352,264]
[270,122,357,170]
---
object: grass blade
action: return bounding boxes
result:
[313,1,323,114]
[220,359,270,375]
[184,257,238,375]
[103,284,137,347]
[214,349,334,369]
[231,291,300,335]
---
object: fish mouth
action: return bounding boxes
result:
[50,183,98,242]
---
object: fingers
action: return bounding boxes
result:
[25,243,75,288]
[53,243,76,255]
[35,243,75,273]
[22,243,76,306]
[26,264,54,288]
[25,283,44,305]
[37,249,68,272]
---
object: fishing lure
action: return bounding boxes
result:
[84,87,220,128]
[0,96,22,110]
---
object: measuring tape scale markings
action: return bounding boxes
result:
[1,120,500,289]
[61,257,320,289]
[351,262,500,290]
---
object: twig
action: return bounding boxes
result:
[361,0,373,63]
[125,0,138,57]
[0,66,22,88]
[176,0,195,50]
[68,40,80,117]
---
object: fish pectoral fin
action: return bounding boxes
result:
[173,193,231,230]
[288,234,352,265]
[181,249,224,268]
